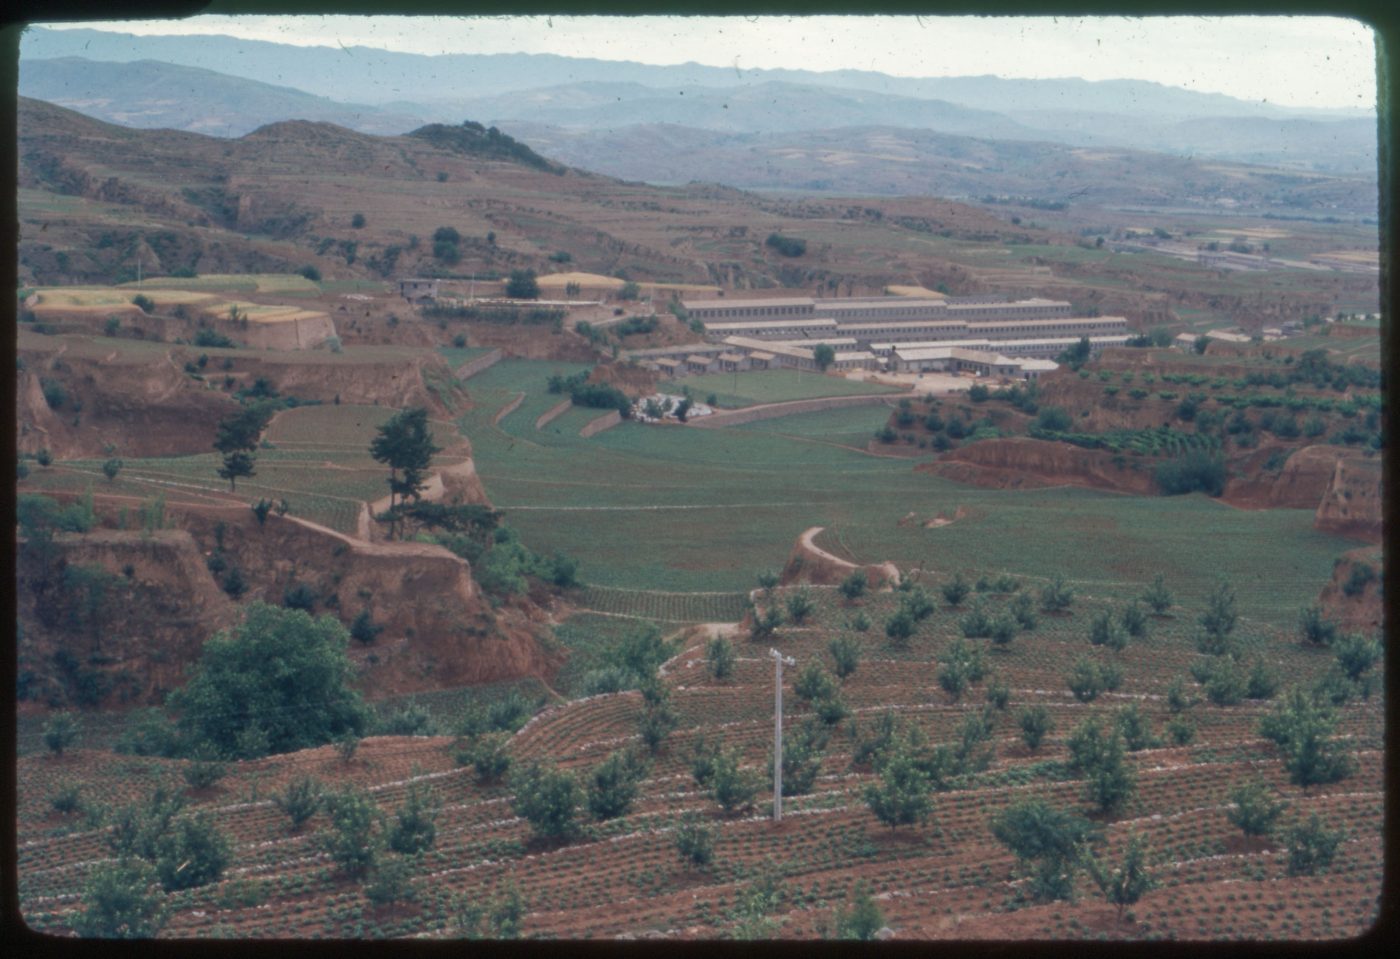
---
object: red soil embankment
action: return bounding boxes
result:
[779,526,901,589]
[16,344,238,459]
[917,437,1156,494]
[1314,454,1383,542]
[1316,547,1384,634]
[1221,444,1341,509]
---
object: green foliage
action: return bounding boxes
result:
[1088,610,1129,651]
[510,761,581,840]
[813,342,836,371]
[706,635,736,680]
[771,719,827,797]
[1297,604,1338,646]
[1258,687,1356,789]
[387,780,441,855]
[785,587,815,624]
[827,633,860,680]
[213,399,277,490]
[1008,591,1038,630]
[1166,716,1196,745]
[938,638,986,702]
[1246,660,1281,700]
[864,741,932,830]
[672,816,715,868]
[990,799,1098,903]
[505,269,540,299]
[369,407,441,538]
[1286,814,1345,876]
[458,731,512,785]
[1066,657,1109,703]
[833,883,885,940]
[50,782,82,815]
[169,602,368,759]
[1040,573,1074,613]
[1155,449,1227,496]
[838,569,868,602]
[350,609,384,646]
[1018,705,1053,751]
[1333,633,1382,682]
[43,711,81,756]
[1341,562,1374,597]
[102,457,123,482]
[74,858,167,938]
[1227,780,1287,838]
[1114,703,1159,752]
[320,787,383,877]
[364,854,417,907]
[764,232,806,256]
[181,749,228,790]
[1119,601,1148,638]
[1199,579,1237,638]
[114,708,184,757]
[794,660,838,704]
[884,609,915,646]
[154,813,232,891]
[1089,832,1157,919]
[728,865,786,939]
[709,745,759,814]
[586,749,647,821]
[941,572,971,607]
[272,776,323,831]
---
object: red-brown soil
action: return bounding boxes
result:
[17,493,562,708]
[1313,454,1383,542]
[779,526,901,589]
[917,437,1158,494]
[1316,547,1384,633]
[588,359,660,398]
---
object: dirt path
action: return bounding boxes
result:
[688,391,912,429]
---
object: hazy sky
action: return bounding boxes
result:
[41,14,1377,111]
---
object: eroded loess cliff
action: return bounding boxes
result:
[917,437,1158,494]
[1313,455,1383,543]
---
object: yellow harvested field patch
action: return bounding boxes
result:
[31,287,217,312]
[1315,250,1378,263]
[536,271,626,288]
[885,285,947,298]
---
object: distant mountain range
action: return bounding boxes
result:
[18,26,1378,192]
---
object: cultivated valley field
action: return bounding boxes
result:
[13,76,1386,943]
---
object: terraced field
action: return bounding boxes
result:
[671,370,905,408]
[19,580,1382,940]
[459,360,1356,612]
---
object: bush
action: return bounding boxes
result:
[350,609,383,645]
[298,265,322,282]
[131,293,156,314]
[1286,814,1344,876]
[828,634,860,679]
[364,854,417,907]
[990,799,1098,903]
[320,787,383,877]
[1227,780,1287,838]
[586,750,646,821]
[1297,604,1338,647]
[74,858,167,938]
[1040,574,1074,613]
[272,776,323,831]
[510,761,580,841]
[884,610,915,646]
[838,570,868,602]
[706,635,736,680]
[43,712,81,756]
[1019,705,1053,751]
[1155,450,1226,495]
[709,746,760,813]
[155,813,231,891]
[785,587,815,624]
[833,883,885,940]
[673,816,715,868]
[764,232,806,257]
[1342,563,1374,597]
[505,269,540,299]
[181,750,228,790]
[387,780,440,855]
[50,782,82,815]
[941,572,971,607]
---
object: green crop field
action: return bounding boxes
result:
[457,360,1355,625]
[437,346,498,369]
[673,369,905,408]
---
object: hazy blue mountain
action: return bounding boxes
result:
[21,25,1369,120]
[18,57,427,136]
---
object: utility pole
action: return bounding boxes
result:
[770,648,795,822]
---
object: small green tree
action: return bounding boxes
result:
[369,407,441,539]
[863,741,932,830]
[1333,633,1382,682]
[1286,813,1345,876]
[586,749,646,821]
[709,746,759,814]
[1119,601,1148,638]
[43,712,81,756]
[1114,703,1159,752]
[769,720,827,797]
[154,813,232,891]
[102,458,123,482]
[706,635,736,680]
[1018,705,1053,751]
[1258,687,1355,790]
[74,858,167,938]
[1297,604,1338,647]
[794,660,837,704]
[387,780,441,855]
[364,854,417,907]
[672,816,715,869]
[749,605,784,641]
[828,634,860,680]
[350,609,383,646]
[1066,657,1106,703]
[320,787,383,877]
[833,882,885,940]
[1009,591,1037,630]
[272,776,323,832]
[510,761,581,841]
[1199,579,1237,639]
[785,587,815,624]
[838,569,868,603]
[990,799,1098,903]
[941,572,971,607]
[813,343,836,371]
[1089,832,1157,921]
[884,609,915,647]
[1040,574,1074,613]
[1141,574,1173,615]
[1226,780,1287,838]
